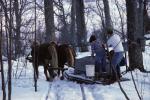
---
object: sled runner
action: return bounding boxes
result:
[63,68,130,85]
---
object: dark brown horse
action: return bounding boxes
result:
[56,44,76,79]
[27,42,76,80]
[28,42,58,81]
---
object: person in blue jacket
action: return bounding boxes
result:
[89,35,106,74]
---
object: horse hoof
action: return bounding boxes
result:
[60,76,64,80]
[46,78,50,81]
[52,72,57,78]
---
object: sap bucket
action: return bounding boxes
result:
[85,65,95,77]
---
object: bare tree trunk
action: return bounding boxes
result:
[0,0,9,64]
[126,0,145,71]
[14,0,21,58]
[114,0,125,34]
[0,0,9,21]
[96,0,106,41]
[75,0,88,52]
[0,7,6,100]
[102,0,112,30]
[143,0,149,33]
[138,0,145,51]
[34,0,37,92]
[44,0,55,42]
[102,0,113,43]
[70,0,76,45]
[54,0,69,43]
[8,0,13,99]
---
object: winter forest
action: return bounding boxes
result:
[1,0,150,100]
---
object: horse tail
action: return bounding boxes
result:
[67,47,75,67]
[48,44,58,68]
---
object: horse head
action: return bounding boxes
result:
[63,44,75,68]
[30,41,39,62]
[48,42,58,68]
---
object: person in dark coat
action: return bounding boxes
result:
[89,35,106,74]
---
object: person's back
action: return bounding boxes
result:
[106,29,124,79]
[91,40,104,54]
[107,34,124,53]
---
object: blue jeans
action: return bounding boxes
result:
[95,50,106,73]
[111,52,123,76]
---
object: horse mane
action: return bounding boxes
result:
[48,42,58,68]
[66,46,75,67]
[31,41,39,48]
[58,44,75,67]
[70,47,76,58]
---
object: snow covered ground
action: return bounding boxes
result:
[1,45,150,100]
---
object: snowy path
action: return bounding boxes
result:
[45,80,83,100]
[41,74,150,100]
[1,68,150,100]
[42,79,126,100]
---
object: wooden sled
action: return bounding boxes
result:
[63,68,130,85]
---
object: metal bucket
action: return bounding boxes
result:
[85,65,95,77]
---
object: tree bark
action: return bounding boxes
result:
[138,0,145,51]
[102,0,113,43]
[96,0,106,41]
[143,0,150,33]
[8,0,13,99]
[13,0,22,58]
[34,0,37,92]
[44,0,55,42]
[70,0,76,45]
[75,0,88,52]
[55,0,69,43]
[126,0,144,71]
[103,0,112,30]
[0,7,6,100]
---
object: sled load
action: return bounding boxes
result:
[63,56,129,84]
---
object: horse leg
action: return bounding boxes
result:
[44,65,50,81]
[33,63,39,79]
[57,67,61,77]
[48,69,54,79]
[35,66,39,79]
[60,66,64,80]
[48,66,58,80]
[44,60,50,81]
